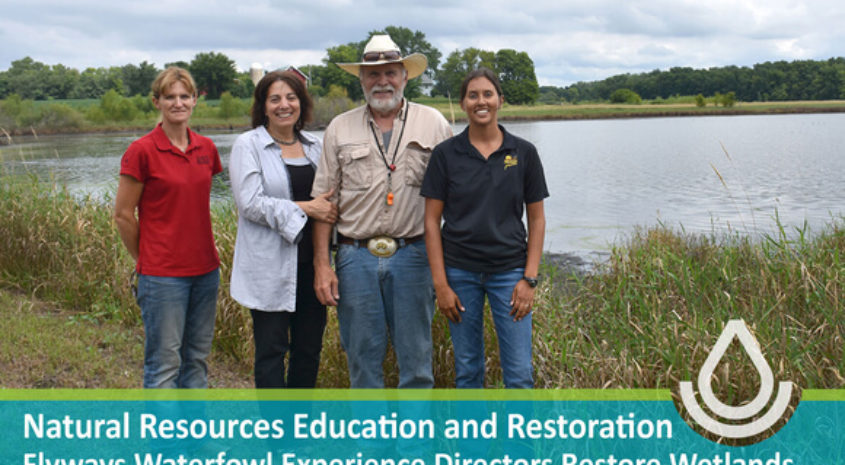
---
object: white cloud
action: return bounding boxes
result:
[2,0,844,87]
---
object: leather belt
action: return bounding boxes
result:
[337,234,423,258]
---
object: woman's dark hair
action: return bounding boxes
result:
[459,67,503,101]
[250,70,313,131]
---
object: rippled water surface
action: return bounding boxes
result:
[2,113,844,257]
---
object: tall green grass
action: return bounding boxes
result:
[1,174,842,393]
[537,223,844,396]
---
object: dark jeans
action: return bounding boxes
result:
[250,262,327,388]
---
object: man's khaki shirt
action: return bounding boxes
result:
[312,101,452,239]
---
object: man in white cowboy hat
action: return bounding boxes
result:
[311,34,452,388]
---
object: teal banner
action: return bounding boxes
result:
[1,391,842,465]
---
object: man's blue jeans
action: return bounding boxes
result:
[137,268,219,388]
[335,241,435,388]
[445,266,533,388]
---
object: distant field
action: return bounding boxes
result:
[421,98,845,123]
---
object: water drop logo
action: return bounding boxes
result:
[679,319,795,442]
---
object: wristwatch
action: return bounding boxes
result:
[522,276,539,288]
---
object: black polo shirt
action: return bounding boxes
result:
[421,126,549,273]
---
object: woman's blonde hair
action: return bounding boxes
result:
[151,66,197,99]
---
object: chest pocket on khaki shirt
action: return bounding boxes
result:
[338,145,373,191]
[404,142,432,187]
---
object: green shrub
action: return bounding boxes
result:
[609,88,642,104]
[0,94,40,127]
[311,94,355,128]
[130,94,155,115]
[218,91,247,120]
[37,103,85,128]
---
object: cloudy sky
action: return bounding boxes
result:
[2,0,844,87]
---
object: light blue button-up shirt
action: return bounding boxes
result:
[229,126,322,311]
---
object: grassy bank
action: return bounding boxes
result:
[0,287,251,388]
[0,176,842,395]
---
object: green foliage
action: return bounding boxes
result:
[325,84,349,98]
[433,47,539,104]
[0,179,131,321]
[120,61,159,96]
[230,72,255,99]
[0,94,39,126]
[609,88,642,104]
[538,86,564,104]
[435,47,496,99]
[218,91,248,120]
[84,90,149,123]
[189,52,237,99]
[3,53,845,107]
[99,89,139,121]
[0,94,85,129]
[36,103,85,129]
[70,67,125,99]
[496,49,539,105]
[695,94,706,107]
[321,44,365,101]
[190,99,216,120]
[720,91,737,107]
[130,94,155,114]
[2,173,843,389]
[559,57,845,102]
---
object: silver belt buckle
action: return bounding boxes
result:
[367,236,397,258]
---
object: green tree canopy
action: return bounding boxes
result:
[435,48,496,99]
[121,61,159,96]
[559,57,845,102]
[70,67,124,99]
[321,43,364,101]
[434,47,539,104]
[3,57,51,99]
[189,52,237,99]
[495,49,539,105]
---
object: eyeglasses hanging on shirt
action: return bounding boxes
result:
[369,100,408,206]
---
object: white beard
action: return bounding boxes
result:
[363,82,405,114]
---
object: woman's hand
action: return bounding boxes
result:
[435,284,464,323]
[509,279,536,322]
[301,189,337,223]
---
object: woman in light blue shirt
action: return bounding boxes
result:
[229,70,337,387]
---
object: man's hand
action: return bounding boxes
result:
[314,263,340,306]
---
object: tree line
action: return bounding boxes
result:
[541,57,845,104]
[0,26,540,105]
[5,25,844,110]
[0,52,253,101]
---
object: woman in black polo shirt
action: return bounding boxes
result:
[421,68,548,388]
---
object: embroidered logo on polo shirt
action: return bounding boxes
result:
[197,155,211,165]
[504,154,518,170]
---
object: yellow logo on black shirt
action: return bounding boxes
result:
[504,154,518,170]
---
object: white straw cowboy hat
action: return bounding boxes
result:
[336,34,428,79]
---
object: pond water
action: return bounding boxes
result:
[2,113,844,260]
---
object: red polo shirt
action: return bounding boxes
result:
[120,124,222,277]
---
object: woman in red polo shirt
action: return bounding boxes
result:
[114,67,223,389]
